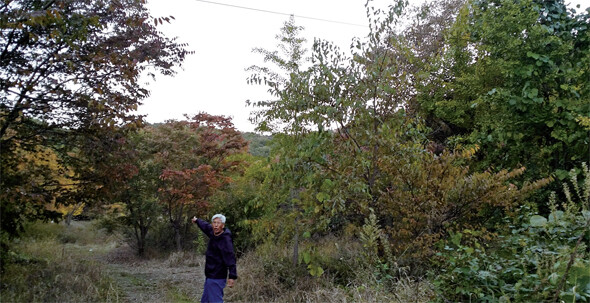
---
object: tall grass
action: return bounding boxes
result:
[0,221,120,302]
[1,220,435,302]
[226,235,434,302]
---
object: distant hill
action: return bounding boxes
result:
[242,132,272,157]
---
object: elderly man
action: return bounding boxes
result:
[192,214,237,303]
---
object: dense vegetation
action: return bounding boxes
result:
[1,0,589,302]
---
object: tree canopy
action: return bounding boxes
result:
[1,0,191,237]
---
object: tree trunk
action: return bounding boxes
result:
[65,212,73,226]
[65,202,84,226]
[174,223,182,252]
[137,237,145,256]
[138,225,148,256]
[292,215,299,267]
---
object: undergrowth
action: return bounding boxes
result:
[0,221,120,302]
[431,164,590,302]
[226,235,435,302]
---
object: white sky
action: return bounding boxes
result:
[139,0,588,133]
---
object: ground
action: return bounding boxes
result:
[101,244,206,302]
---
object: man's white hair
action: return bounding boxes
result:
[212,214,226,224]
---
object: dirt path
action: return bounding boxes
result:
[102,247,206,302]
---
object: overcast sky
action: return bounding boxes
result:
[139,0,588,132]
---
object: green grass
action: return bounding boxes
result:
[0,221,121,303]
[165,283,195,303]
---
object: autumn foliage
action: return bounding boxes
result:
[1,0,589,301]
[152,114,248,251]
[375,147,553,265]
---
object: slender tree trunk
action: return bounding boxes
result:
[138,225,148,256]
[137,235,145,256]
[65,202,83,226]
[169,203,184,252]
[174,223,182,252]
[292,214,299,267]
[65,212,73,226]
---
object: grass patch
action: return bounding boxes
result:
[226,235,435,302]
[1,220,435,302]
[165,282,195,303]
[0,221,122,302]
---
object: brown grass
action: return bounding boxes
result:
[0,221,120,302]
[1,221,434,302]
[226,236,434,302]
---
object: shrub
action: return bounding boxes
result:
[431,164,590,302]
[225,235,435,302]
[122,218,175,256]
[378,147,553,270]
[94,214,125,235]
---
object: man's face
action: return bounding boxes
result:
[212,218,225,235]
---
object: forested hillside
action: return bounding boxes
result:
[242,132,272,157]
[1,0,589,302]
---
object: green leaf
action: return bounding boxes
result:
[526,51,540,59]
[315,266,324,277]
[549,272,560,285]
[547,211,564,223]
[451,232,462,246]
[314,205,321,213]
[528,88,538,98]
[308,264,324,277]
[529,215,547,227]
[316,192,329,202]
[509,98,517,105]
[555,169,570,180]
[560,294,575,302]
[303,252,311,264]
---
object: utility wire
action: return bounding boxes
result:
[193,0,368,28]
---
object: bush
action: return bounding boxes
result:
[21,220,65,240]
[431,164,590,302]
[377,147,553,271]
[94,214,124,235]
[225,235,435,302]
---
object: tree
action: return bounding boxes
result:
[154,114,248,251]
[246,15,309,134]
[246,1,418,221]
[104,129,162,256]
[432,163,590,302]
[247,16,338,271]
[415,0,590,182]
[245,1,558,275]
[1,0,189,137]
[209,152,272,253]
[241,132,272,157]
[0,140,63,237]
[0,0,190,238]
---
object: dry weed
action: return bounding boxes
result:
[225,236,434,303]
[1,222,119,302]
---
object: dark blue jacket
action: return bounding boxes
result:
[196,219,238,280]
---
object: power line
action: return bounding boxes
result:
[193,0,368,28]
